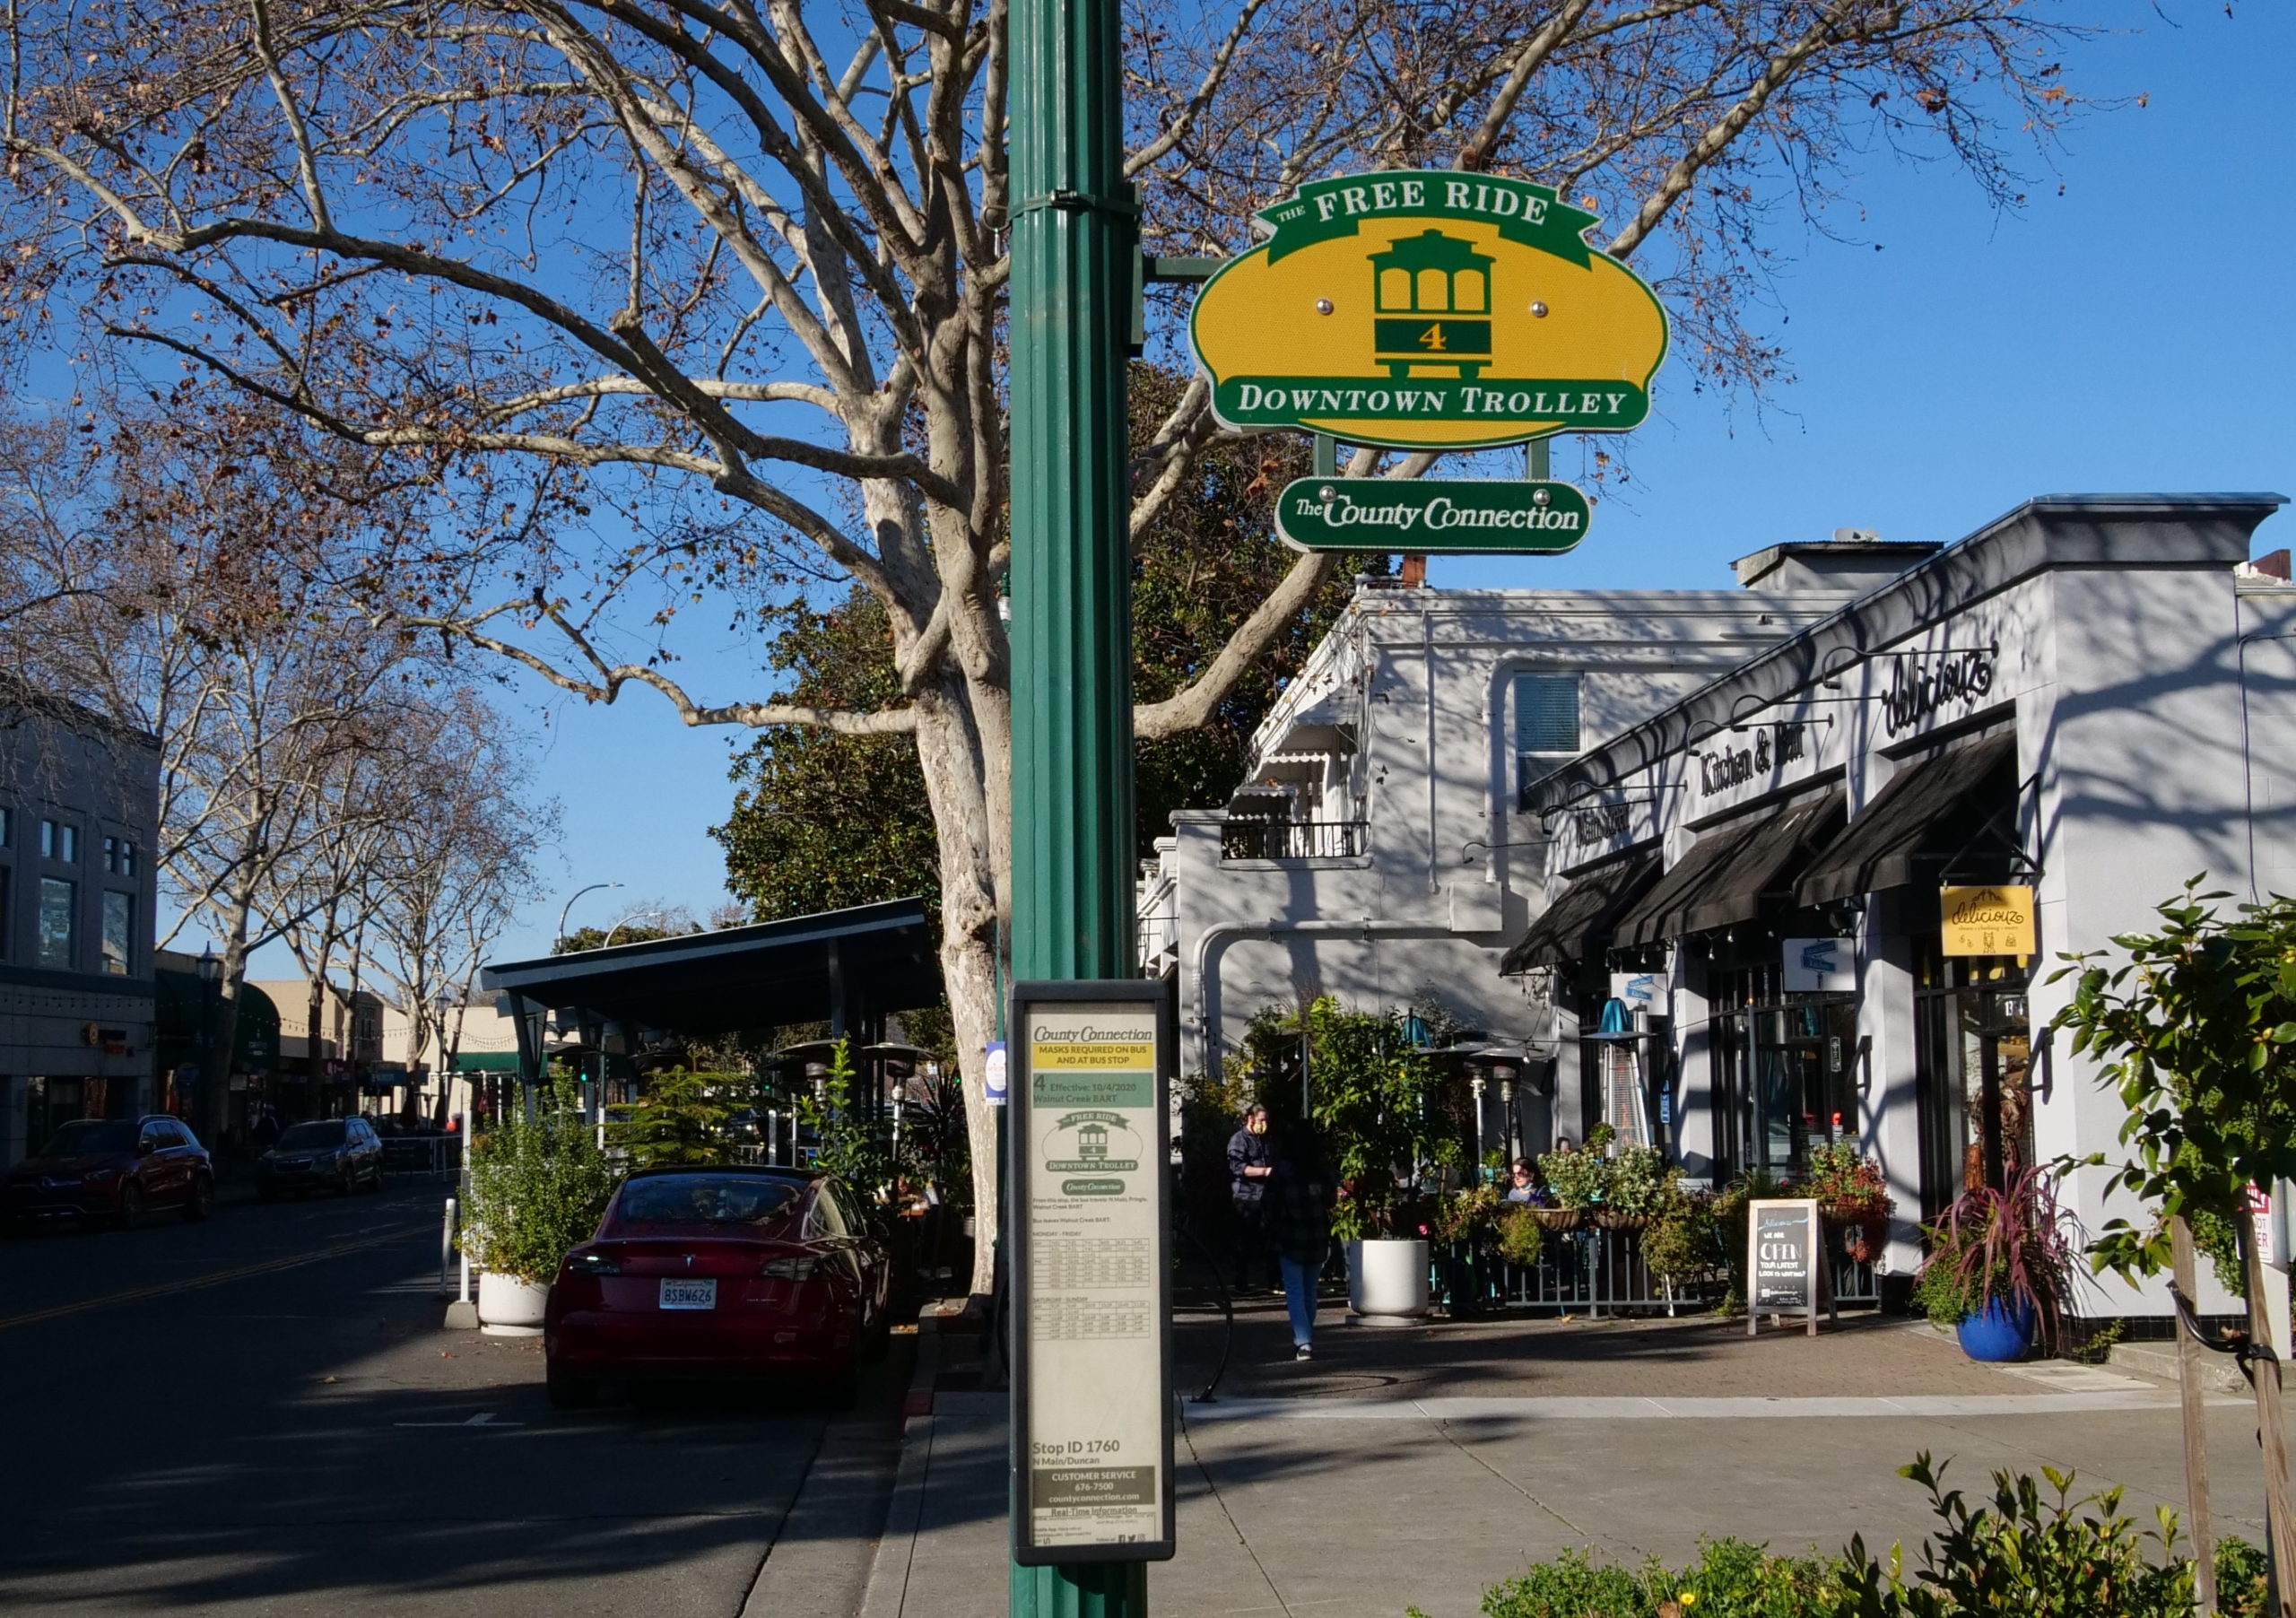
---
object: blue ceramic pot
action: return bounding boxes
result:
[1956,1297,2037,1361]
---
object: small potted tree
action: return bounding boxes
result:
[464,1078,619,1335]
[1308,996,1463,1322]
[1911,1165,2077,1361]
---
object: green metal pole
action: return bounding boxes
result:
[1007,0,1141,1600]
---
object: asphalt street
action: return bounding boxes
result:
[0,1179,907,1617]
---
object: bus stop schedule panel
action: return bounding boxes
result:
[1009,979,1177,1564]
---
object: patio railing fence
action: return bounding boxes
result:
[1439,1224,1881,1319]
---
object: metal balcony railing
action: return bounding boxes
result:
[1220,819,1368,861]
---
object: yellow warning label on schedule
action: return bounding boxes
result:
[1032,1041,1156,1070]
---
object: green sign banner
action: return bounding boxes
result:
[1274,477,1590,554]
[1219,378,1646,431]
[1260,173,1600,268]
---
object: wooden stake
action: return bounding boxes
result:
[2174,1215,2218,1615]
[2241,1221,2296,1618]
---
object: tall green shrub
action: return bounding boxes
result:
[797,1037,895,1199]
[2050,883,2296,1282]
[464,1079,619,1283]
[609,1067,758,1169]
[1304,996,1463,1240]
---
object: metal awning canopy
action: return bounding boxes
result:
[1612,789,1845,947]
[479,898,940,1044]
[1796,733,2017,908]
[1500,849,1661,974]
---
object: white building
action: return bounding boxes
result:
[1519,492,2290,1320]
[1137,558,1927,1124]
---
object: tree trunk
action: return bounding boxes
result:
[2174,1214,2218,1615]
[199,899,255,1153]
[306,949,330,1105]
[913,680,1006,1298]
[2240,1216,2296,1618]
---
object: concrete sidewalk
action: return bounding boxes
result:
[863,1302,2275,1618]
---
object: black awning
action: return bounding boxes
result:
[479,898,940,1038]
[1613,789,1846,947]
[1500,849,1660,974]
[1797,734,2018,908]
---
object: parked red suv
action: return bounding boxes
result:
[2,1116,215,1230]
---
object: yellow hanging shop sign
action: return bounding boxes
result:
[1940,885,2037,958]
[1189,171,1668,451]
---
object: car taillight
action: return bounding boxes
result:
[759,1256,818,1280]
[569,1251,622,1276]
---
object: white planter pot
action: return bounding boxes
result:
[1345,1238,1431,1324]
[477,1271,550,1336]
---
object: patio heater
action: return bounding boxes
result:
[1583,998,1659,1152]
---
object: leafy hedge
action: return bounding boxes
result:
[463,1078,619,1283]
[1422,1455,2266,1618]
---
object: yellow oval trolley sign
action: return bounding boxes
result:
[1191,172,1667,451]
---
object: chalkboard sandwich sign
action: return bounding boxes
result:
[1746,1197,1834,1337]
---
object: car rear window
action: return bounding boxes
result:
[616,1175,804,1226]
[43,1120,135,1157]
[277,1122,347,1149]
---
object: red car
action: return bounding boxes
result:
[544,1166,891,1408]
[2,1115,215,1229]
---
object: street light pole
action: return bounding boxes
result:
[555,882,624,949]
[1007,0,1138,1600]
[196,943,222,1141]
[602,909,665,948]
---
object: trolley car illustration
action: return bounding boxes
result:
[1370,230,1494,378]
[1075,1122,1109,1161]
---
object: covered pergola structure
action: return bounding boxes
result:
[477,898,944,1100]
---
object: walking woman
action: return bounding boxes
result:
[1266,1118,1333,1361]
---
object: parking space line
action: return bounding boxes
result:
[0,1222,428,1332]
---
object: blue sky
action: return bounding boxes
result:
[254,1,2292,974]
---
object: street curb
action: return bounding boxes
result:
[858,1313,947,1618]
[2110,1338,2248,1396]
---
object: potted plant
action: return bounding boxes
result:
[464,1078,619,1336]
[1641,1190,1724,1287]
[1911,1166,2077,1361]
[1492,1204,1545,1269]
[1533,1123,1613,1229]
[1804,1141,1895,1266]
[1431,1178,1505,1313]
[1594,1144,1670,1230]
[1308,996,1463,1321]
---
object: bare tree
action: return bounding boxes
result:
[0,0,2104,1285]
[355,688,554,1097]
[0,398,463,1143]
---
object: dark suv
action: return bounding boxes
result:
[257,1117,386,1199]
[2,1116,215,1229]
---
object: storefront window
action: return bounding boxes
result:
[1710,964,1858,1182]
[26,1075,115,1151]
[1914,949,2032,1220]
[38,876,74,970]
[100,891,132,975]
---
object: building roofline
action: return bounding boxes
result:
[1527,492,2289,809]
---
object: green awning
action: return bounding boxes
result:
[155,970,281,1073]
[457,1051,522,1072]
